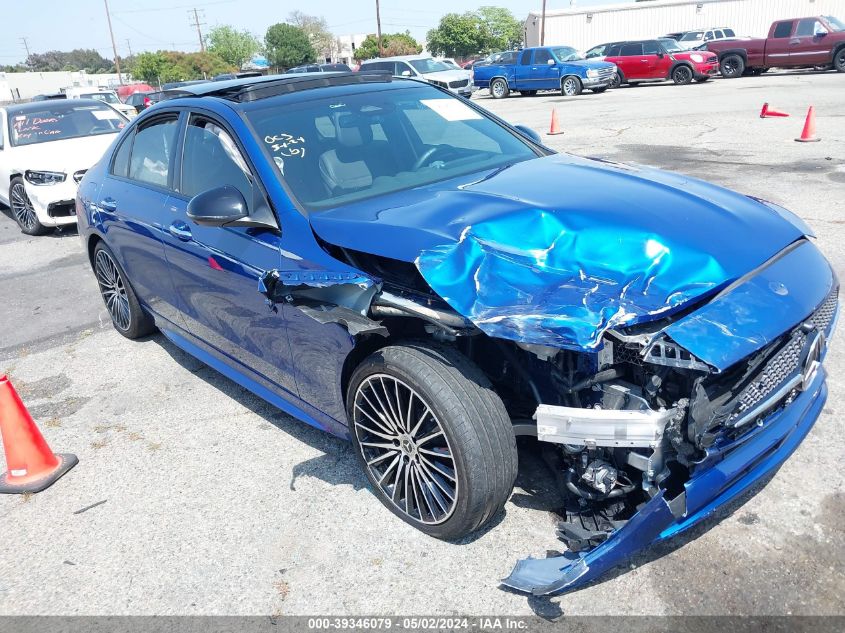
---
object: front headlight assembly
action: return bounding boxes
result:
[586,69,600,78]
[24,170,66,185]
[689,53,705,63]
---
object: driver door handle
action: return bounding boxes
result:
[168,221,192,241]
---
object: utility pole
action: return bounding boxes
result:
[19,37,31,58]
[375,0,383,56]
[190,8,206,53]
[103,0,123,84]
[126,39,133,57]
[540,0,547,46]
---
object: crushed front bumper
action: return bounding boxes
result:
[24,180,78,228]
[502,366,828,596]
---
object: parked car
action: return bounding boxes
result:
[661,31,691,41]
[77,73,838,595]
[708,15,845,77]
[360,55,473,97]
[473,46,616,98]
[0,99,127,235]
[213,71,264,81]
[124,92,153,114]
[471,50,520,68]
[30,93,67,101]
[436,58,461,69]
[116,83,154,101]
[64,87,137,119]
[676,27,737,50]
[285,63,353,74]
[600,39,719,87]
[584,41,623,60]
[161,80,210,90]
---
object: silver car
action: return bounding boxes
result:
[360,55,474,97]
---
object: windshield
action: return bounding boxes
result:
[823,16,845,31]
[409,58,452,74]
[245,85,538,212]
[585,45,606,58]
[7,102,125,147]
[551,46,583,61]
[82,92,120,104]
[680,31,704,41]
[658,39,684,53]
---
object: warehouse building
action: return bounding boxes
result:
[525,0,844,51]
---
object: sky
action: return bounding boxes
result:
[0,0,633,65]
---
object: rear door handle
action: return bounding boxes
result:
[99,197,117,212]
[168,221,192,241]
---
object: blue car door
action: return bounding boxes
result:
[95,113,185,327]
[513,49,536,91]
[161,111,299,397]
[531,48,561,90]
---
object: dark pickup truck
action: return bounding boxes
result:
[707,15,845,77]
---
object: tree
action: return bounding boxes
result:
[476,6,523,52]
[288,11,334,62]
[354,32,422,61]
[207,25,260,69]
[24,49,114,73]
[131,50,233,85]
[427,8,523,58]
[264,23,316,70]
[131,52,172,84]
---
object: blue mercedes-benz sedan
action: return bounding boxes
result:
[76,73,838,596]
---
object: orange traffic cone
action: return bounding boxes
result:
[760,102,789,118]
[0,375,77,494]
[547,108,564,136]
[795,106,820,142]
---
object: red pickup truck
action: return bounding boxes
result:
[707,15,845,77]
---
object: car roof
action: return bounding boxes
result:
[166,71,395,103]
[361,55,431,62]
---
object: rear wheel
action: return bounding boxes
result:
[9,177,48,236]
[720,54,745,78]
[834,47,845,73]
[347,342,518,540]
[93,242,155,339]
[561,76,582,96]
[672,65,693,85]
[490,78,509,99]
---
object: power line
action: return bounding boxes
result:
[113,0,234,14]
[189,8,206,52]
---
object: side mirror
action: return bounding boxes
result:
[547,58,555,65]
[187,185,248,226]
[657,52,665,58]
[817,30,828,37]
[514,124,542,144]
[401,70,412,76]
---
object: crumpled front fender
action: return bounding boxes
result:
[502,368,828,596]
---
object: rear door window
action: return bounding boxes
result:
[773,21,794,38]
[620,43,644,56]
[128,116,179,188]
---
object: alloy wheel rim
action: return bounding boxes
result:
[676,67,692,83]
[353,373,458,525]
[94,250,131,331]
[10,183,37,232]
[724,59,738,76]
[563,78,577,95]
[492,81,504,97]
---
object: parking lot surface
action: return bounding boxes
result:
[1,71,843,617]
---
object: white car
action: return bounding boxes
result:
[0,99,127,235]
[64,87,137,119]
[676,27,737,50]
[360,56,474,98]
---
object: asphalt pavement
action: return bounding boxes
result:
[0,70,843,617]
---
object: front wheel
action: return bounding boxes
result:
[93,242,156,339]
[834,47,845,73]
[347,343,518,540]
[9,177,49,236]
[720,54,745,78]
[672,65,694,85]
[489,78,509,99]
[561,76,582,96]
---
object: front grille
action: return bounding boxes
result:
[429,79,448,89]
[47,201,76,218]
[730,286,838,423]
[449,79,469,88]
[597,67,615,80]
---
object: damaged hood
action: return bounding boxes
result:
[310,154,806,350]
[8,133,120,175]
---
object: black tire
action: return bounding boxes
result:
[834,47,845,73]
[720,54,745,78]
[92,242,155,339]
[9,177,49,236]
[561,75,582,96]
[490,78,509,99]
[519,90,537,96]
[609,72,622,89]
[672,65,694,85]
[591,86,608,93]
[347,342,518,541]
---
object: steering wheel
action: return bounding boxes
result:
[412,145,447,171]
